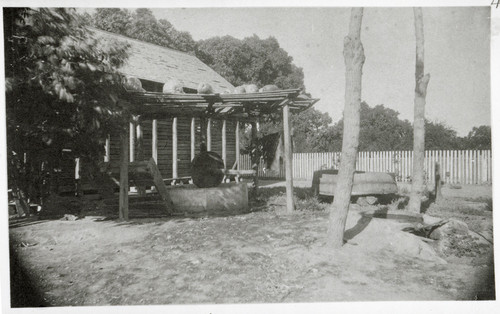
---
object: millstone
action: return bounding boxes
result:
[191,151,225,188]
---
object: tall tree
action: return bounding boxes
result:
[196,36,252,86]
[89,8,196,54]
[92,8,132,34]
[465,125,491,150]
[158,19,196,53]
[196,34,305,89]
[327,8,365,248]
[290,108,334,153]
[425,120,459,150]
[409,8,431,213]
[4,8,129,203]
[330,102,414,152]
[126,9,164,46]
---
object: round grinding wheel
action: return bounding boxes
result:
[191,151,225,188]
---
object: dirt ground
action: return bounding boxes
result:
[8,181,495,306]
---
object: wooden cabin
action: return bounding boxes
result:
[93,28,238,180]
[69,29,319,218]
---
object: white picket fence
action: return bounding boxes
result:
[239,150,493,184]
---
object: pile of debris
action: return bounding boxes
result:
[403,215,492,258]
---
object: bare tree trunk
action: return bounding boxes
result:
[409,8,431,213]
[136,118,146,196]
[327,8,365,248]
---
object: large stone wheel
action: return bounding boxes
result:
[191,151,225,188]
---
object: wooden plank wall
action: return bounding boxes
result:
[109,117,236,179]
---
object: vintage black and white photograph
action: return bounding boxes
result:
[1,0,498,312]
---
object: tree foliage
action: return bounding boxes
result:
[358,103,413,151]
[290,108,333,152]
[92,8,132,35]
[464,125,491,150]
[196,35,304,89]
[290,102,487,153]
[325,102,413,152]
[424,120,459,150]
[4,8,129,201]
[87,8,197,54]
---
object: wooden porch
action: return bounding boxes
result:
[109,89,318,219]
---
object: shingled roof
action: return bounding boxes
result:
[90,28,235,93]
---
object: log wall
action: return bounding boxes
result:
[109,117,236,179]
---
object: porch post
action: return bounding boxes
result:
[119,124,130,220]
[104,135,110,162]
[191,117,196,161]
[200,117,207,148]
[222,119,227,168]
[152,119,158,163]
[172,117,178,180]
[129,121,135,162]
[283,103,295,212]
[235,120,240,171]
[136,118,145,195]
[251,121,259,194]
[207,118,212,151]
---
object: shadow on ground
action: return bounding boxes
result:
[9,245,49,307]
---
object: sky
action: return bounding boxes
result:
[147,6,491,136]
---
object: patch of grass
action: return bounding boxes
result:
[448,184,462,189]
[295,195,328,212]
[426,199,492,218]
[250,187,327,212]
[387,196,410,210]
[464,197,493,211]
[442,233,490,258]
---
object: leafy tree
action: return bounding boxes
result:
[126,8,165,46]
[269,102,490,154]
[464,125,491,150]
[158,19,196,53]
[89,8,197,54]
[196,36,252,86]
[274,64,305,90]
[242,35,304,89]
[290,108,333,152]
[78,11,93,25]
[196,34,305,89]
[4,8,129,203]
[327,102,413,152]
[92,8,132,34]
[424,120,459,150]
[359,103,413,151]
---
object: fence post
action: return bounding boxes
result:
[480,150,487,183]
